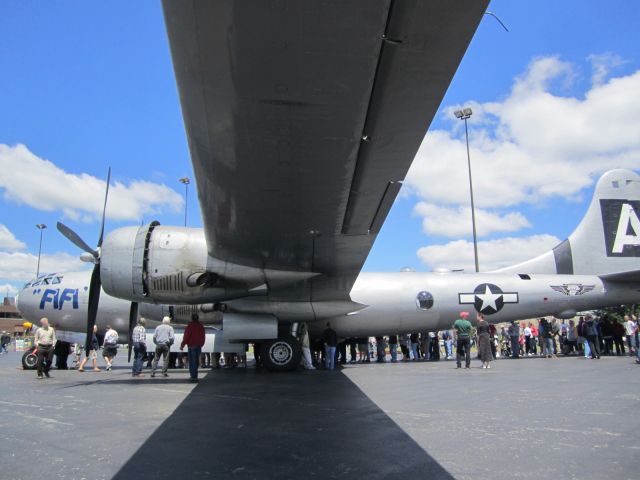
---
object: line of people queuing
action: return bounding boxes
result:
[313,313,640,371]
[498,314,639,360]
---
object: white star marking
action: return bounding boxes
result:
[476,284,502,312]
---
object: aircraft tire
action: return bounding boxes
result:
[22,351,37,370]
[259,335,302,372]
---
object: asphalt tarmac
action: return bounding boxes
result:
[0,351,638,480]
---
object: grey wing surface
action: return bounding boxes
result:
[162,0,488,302]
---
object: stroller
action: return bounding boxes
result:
[500,337,512,358]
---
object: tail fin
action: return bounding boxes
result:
[498,169,640,276]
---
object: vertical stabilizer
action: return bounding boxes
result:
[497,169,640,276]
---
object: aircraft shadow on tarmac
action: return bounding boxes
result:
[112,369,454,480]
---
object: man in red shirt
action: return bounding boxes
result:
[180,314,206,382]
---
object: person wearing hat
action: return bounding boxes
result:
[453,311,473,368]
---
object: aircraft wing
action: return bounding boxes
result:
[162,0,488,301]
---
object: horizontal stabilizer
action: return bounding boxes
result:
[600,270,640,283]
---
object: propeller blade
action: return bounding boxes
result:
[97,167,111,248]
[57,222,99,258]
[127,301,138,363]
[85,264,101,354]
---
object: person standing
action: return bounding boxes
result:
[409,333,420,361]
[612,319,626,356]
[453,312,472,369]
[54,338,71,370]
[151,317,175,377]
[476,314,492,369]
[584,314,601,359]
[577,316,591,358]
[78,325,101,372]
[180,314,205,382]
[102,325,119,371]
[33,318,56,379]
[299,322,315,370]
[541,318,556,359]
[442,330,453,360]
[507,321,520,359]
[131,318,147,377]
[530,322,538,355]
[523,323,533,356]
[624,315,637,355]
[1,331,11,354]
[566,320,578,355]
[321,322,338,370]
[388,335,398,362]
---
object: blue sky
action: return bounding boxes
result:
[1,1,639,296]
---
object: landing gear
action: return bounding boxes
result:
[22,349,37,370]
[259,335,302,372]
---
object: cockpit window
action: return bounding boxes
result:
[416,291,434,310]
[32,280,42,286]
[51,276,61,284]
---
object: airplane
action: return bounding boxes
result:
[16,2,640,371]
[17,168,640,369]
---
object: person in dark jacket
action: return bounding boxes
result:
[180,314,206,382]
[584,314,601,359]
[321,322,338,370]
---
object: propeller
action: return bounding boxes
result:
[127,301,138,362]
[57,168,111,355]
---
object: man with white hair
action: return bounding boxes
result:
[33,318,56,379]
[151,316,175,378]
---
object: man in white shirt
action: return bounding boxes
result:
[624,315,637,355]
[151,316,175,378]
[33,318,57,379]
[102,325,119,371]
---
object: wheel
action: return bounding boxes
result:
[259,335,302,372]
[22,351,37,370]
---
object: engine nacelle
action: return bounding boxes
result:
[101,222,257,304]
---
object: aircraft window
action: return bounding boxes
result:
[42,278,51,285]
[518,274,531,280]
[51,277,61,284]
[32,280,42,286]
[416,291,434,310]
[612,181,619,188]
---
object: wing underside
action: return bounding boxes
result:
[162,0,488,302]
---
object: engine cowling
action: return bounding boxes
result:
[101,222,255,304]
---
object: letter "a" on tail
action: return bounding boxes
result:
[498,169,640,276]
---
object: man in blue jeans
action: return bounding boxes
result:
[131,318,147,377]
[180,314,206,382]
[321,322,338,370]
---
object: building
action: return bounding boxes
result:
[0,297,26,336]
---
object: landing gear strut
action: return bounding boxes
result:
[259,335,302,372]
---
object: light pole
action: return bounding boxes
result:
[35,224,47,277]
[454,107,479,273]
[179,177,190,227]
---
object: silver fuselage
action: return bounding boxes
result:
[16,270,638,340]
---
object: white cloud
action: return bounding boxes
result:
[0,251,88,282]
[588,52,626,85]
[417,234,561,272]
[413,202,531,238]
[0,284,19,297]
[0,224,26,250]
[405,56,640,209]
[0,144,184,222]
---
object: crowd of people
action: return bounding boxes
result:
[314,312,640,370]
[21,311,640,378]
